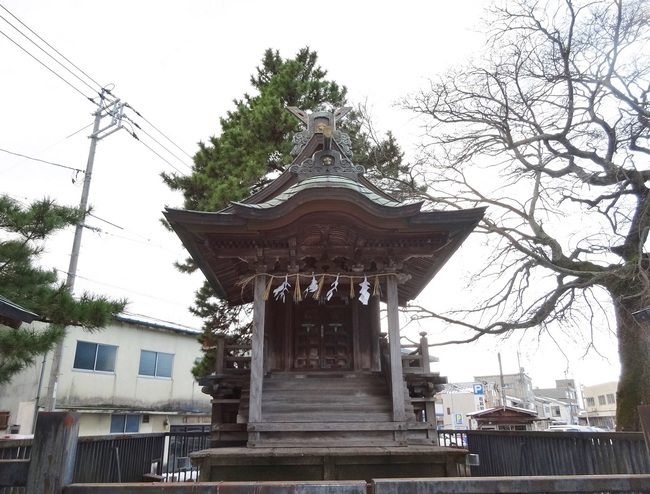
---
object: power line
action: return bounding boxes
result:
[65,122,94,139]
[0,147,85,173]
[123,126,188,175]
[86,212,184,255]
[0,27,94,102]
[123,114,193,171]
[1,5,195,176]
[60,271,198,318]
[125,103,195,161]
[0,4,101,96]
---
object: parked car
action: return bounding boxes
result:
[547,425,607,432]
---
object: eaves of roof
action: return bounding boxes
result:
[0,294,39,325]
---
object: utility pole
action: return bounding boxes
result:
[43,90,124,413]
[498,353,507,408]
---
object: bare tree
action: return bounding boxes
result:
[401,0,650,430]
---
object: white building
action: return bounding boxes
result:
[436,382,499,430]
[474,370,536,411]
[581,381,617,430]
[535,379,580,424]
[534,395,574,428]
[0,316,211,436]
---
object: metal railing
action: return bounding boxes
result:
[160,426,210,482]
[0,427,212,491]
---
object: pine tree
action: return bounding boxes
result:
[0,195,126,385]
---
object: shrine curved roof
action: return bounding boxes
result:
[164,107,486,306]
[233,175,403,210]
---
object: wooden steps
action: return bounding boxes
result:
[222,372,432,448]
[261,372,393,423]
[243,372,409,447]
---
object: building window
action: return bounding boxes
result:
[139,350,173,378]
[446,407,451,415]
[606,393,615,404]
[586,397,595,407]
[110,414,139,433]
[598,395,606,405]
[551,406,561,417]
[73,341,117,372]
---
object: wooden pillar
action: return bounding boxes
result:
[215,335,226,374]
[283,300,293,372]
[371,296,381,372]
[352,300,360,371]
[26,411,79,494]
[387,274,406,422]
[248,274,266,426]
[419,332,431,373]
[640,405,650,458]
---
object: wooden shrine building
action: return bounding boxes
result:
[164,107,485,481]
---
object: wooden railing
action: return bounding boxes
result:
[465,429,650,476]
[214,336,251,374]
[400,332,433,374]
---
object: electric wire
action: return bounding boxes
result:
[0,27,94,102]
[65,123,93,139]
[125,103,195,161]
[1,5,194,176]
[86,212,183,254]
[0,4,101,96]
[0,5,101,99]
[0,147,85,173]
[123,127,187,175]
[62,271,199,325]
[123,114,193,170]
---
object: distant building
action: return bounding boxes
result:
[467,405,539,431]
[438,373,614,432]
[0,316,210,436]
[436,382,499,430]
[535,378,579,424]
[534,395,574,429]
[581,381,617,430]
[474,370,536,411]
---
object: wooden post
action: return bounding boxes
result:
[419,332,430,374]
[640,404,650,458]
[25,411,80,494]
[352,301,359,371]
[371,296,381,372]
[248,274,266,431]
[215,335,226,374]
[386,274,406,422]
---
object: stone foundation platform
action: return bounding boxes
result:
[191,446,469,482]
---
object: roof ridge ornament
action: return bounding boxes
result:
[288,106,354,159]
[287,106,364,181]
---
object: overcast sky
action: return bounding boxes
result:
[0,0,620,389]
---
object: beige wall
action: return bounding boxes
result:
[0,319,210,435]
[582,381,617,429]
[57,322,206,410]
